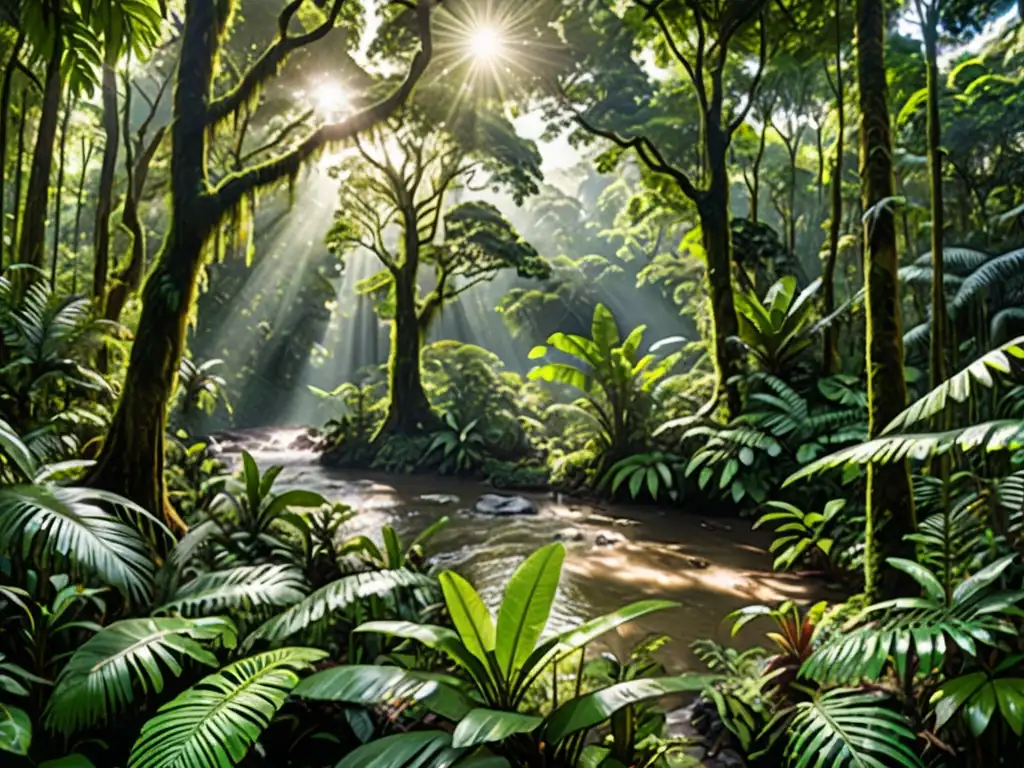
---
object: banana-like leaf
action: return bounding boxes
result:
[128,647,326,768]
[545,675,719,743]
[354,621,492,691]
[155,565,307,617]
[293,664,473,719]
[0,702,31,755]
[334,731,462,768]
[439,571,496,664]
[495,543,564,678]
[44,617,236,736]
[452,708,543,749]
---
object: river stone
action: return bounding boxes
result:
[595,530,626,547]
[417,493,460,506]
[554,528,585,542]
[473,493,537,516]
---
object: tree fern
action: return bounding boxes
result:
[0,484,160,602]
[155,565,307,618]
[245,569,437,646]
[784,689,923,768]
[127,647,326,768]
[44,617,237,736]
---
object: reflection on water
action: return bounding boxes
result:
[214,428,839,671]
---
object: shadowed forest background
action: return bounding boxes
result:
[2,0,1024,766]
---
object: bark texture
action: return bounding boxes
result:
[856,0,917,599]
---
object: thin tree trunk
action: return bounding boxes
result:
[787,145,798,255]
[923,11,947,388]
[51,95,71,288]
[71,138,93,295]
[18,11,63,270]
[93,62,120,305]
[856,0,917,599]
[749,122,767,223]
[822,0,844,376]
[11,88,27,264]
[0,31,25,269]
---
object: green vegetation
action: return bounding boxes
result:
[2,0,1024,765]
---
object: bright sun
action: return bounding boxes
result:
[468,26,504,60]
[312,81,349,115]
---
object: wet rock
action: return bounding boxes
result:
[554,528,585,542]
[473,494,537,516]
[417,493,460,506]
[687,556,711,569]
[288,429,322,451]
[611,517,639,527]
[595,530,626,547]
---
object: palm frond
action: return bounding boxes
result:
[155,565,307,617]
[914,247,991,275]
[0,484,160,602]
[127,647,326,768]
[246,569,438,647]
[883,337,1024,433]
[787,420,1024,484]
[44,617,237,736]
[952,247,1024,312]
[784,689,923,767]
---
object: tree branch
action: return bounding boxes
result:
[570,108,702,202]
[727,11,767,137]
[239,109,315,163]
[213,0,434,213]
[206,0,346,126]
[637,0,707,113]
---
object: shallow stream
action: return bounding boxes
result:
[214,428,837,672]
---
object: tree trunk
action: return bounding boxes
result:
[787,145,798,255]
[11,88,27,264]
[88,0,220,537]
[71,138,92,295]
[856,0,917,599]
[749,123,767,223]
[822,1,844,376]
[93,62,120,305]
[51,95,71,288]
[700,121,742,419]
[381,222,437,435]
[18,20,63,271]
[923,14,947,389]
[0,31,25,269]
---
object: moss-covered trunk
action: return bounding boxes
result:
[856,0,917,599]
[822,2,844,376]
[18,24,63,271]
[88,0,218,536]
[92,62,120,305]
[699,120,741,419]
[0,31,24,269]
[923,17,947,388]
[381,226,436,435]
[50,99,71,287]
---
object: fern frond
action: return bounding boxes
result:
[155,565,307,617]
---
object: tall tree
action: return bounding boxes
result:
[559,0,772,418]
[855,0,917,598]
[325,103,548,436]
[86,0,436,534]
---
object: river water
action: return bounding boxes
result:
[215,429,837,672]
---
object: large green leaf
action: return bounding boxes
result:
[247,569,436,646]
[785,689,923,768]
[0,484,158,602]
[590,303,620,354]
[45,617,236,735]
[128,647,325,768]
[334,731,463,768]
[545,675,718,743]
[439,571,495,665]
[155,565,306,617]
[0,418,37,480]
[452,708,543,749]
[0,702,30,755]
[354,621,492,689]
[258,489,327,527]
[293,665,472,719]
[495,543,564,678]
